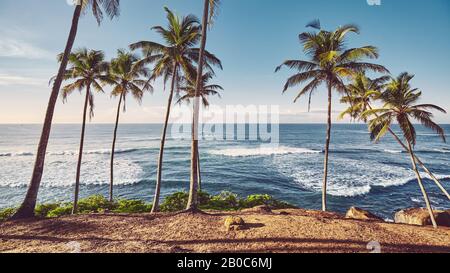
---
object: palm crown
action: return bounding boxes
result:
[107,49,152,111]
[130,7,222,86]
[78,0,121,25]
[340,73,390,122]
[276,20,388,107]
[364,72,447,145]
[60,48,109,119]
[177,71,223,107]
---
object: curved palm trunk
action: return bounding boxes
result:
[11,4,82,220]
[367,104,450,200]
[151,63,178,213]
[72,84,91,214]
[187,0,210,211]
[322,83,332,212]
[387,128,450,200]
[406,142,437,228]
[110,93,124,202]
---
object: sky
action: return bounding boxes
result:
[0,0,449,124]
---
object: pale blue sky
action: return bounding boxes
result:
[0,0,449,123]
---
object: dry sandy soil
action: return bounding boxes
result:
[0,209,449,253]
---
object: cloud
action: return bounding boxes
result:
[0,73,47,86]
[0,39,53,59]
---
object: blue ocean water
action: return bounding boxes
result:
[0,124,449,220]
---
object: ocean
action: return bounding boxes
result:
[0,124,449,220]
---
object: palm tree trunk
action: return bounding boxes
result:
[72,84,91,214]
[387,128,450,200]
[110,93,124,203]
[11,4,82,220]
[322,82,332,212]
[406,141,437,228]
[151,63,178,213]
[367,104,450,200]
[187,0,210,211]
[197,145,202,192]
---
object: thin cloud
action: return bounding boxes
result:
[0,39,53,59]
[0,73,47,86]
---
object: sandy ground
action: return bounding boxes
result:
[0,209,449,253]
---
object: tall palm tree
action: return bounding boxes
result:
[177,71,223,191]
[130,7,222,213]
[275,20,388,211]
[106,49,152,202]
[187,0,222,212]
[363,72,447,228]
[60,48,110,214]
[11,0,120,220]
[340,73,450,200]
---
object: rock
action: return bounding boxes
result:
[345,207,383,221]
[224,216,245,231]
[242,205,272,214]
[394,208,450,227]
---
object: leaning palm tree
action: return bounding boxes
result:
[106,49,152,202]
[177,71,223,191]
[363,72,447,228]
[11,0,120,220]
[275,20,388,211]
[60,48,110,214]
[340,73,450,201]
[187,0,222,211]
[130,7,222,213]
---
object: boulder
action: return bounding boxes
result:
[242,205,272,214]
[345,207,383,221]
[224,216,245,231]
[394,208,450,227]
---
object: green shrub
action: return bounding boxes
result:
[201,191,239,211]
[46,205,73,218]
[0,208,16,221]
[77,195,115,213]
[35,203,61,217]
[114,199,152,213]
[240,194,294,209]
[0,192,295,220]
[160,192,189,212]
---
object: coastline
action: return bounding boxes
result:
[1,209,449,253]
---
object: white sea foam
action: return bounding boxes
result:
[384,149,403,154]
[271,154,450,197]
[0,151,33,157]
[0,157,143,188]
[209,146,321,157]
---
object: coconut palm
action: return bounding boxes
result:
[106,49,152,202]
[363,72,447,228]
[130,7,222,213]
[60,48,110,214]
[340,73,450,200]
[187,0,222,212]
[275,20,388,211]
[177,71,223,191]
[12,0,120,220]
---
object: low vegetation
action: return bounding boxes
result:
[0,191,294,221]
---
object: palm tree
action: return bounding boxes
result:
[275,20,388,211]
[363,72,447,228]
[130,7,222,213]
[187,0,222,212]
[177,71,223,191]
[60,48,110,214]
[106,49,152,202]
[11,0,120,220]
[340,73,450,200]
